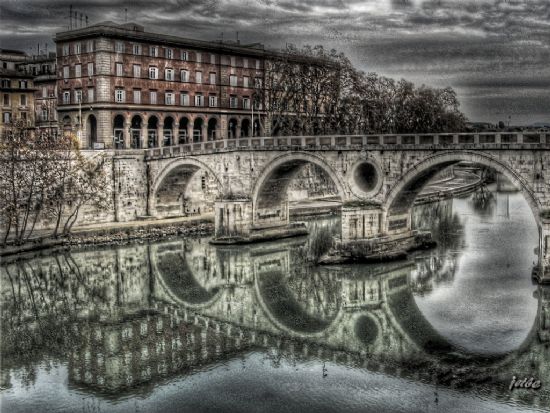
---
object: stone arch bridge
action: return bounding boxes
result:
[107,132,550,282]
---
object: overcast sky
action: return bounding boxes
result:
[1,0,549,124]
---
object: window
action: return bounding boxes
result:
[75,64,81,77]
[3,94,9,106]
[195,71,202,84]
[42,87,47,98]
[87,40,94,52]
[255,59,260,69]
[75,43,81,54]
[255,77,262,88]
[74,90,82,103]
[149,66,158,79]
[209,95,217,107]
[181,50,188,61]
[87,62,94,76]
[115,88,125,103]
[165,92,175,105]
[165,68,174,81]
[243,76,249,88]
[115,41,124,53]
[230,75,237,87]
[196,52,201,63]
[88,87,94,103]
[166,48,173,59]
[1,79,9,88]
[230,95,238,108]
[63,66,69,79]
[20,112,27,120]
[230,56,236,66]
[63,91,70,104]
[150,91,157,104]
[150,46,158,57]
[133,44,141,55]
[133,89,141,104]
[210,54,216,64]
[20,94,27,106]
[62,44,69,56]
[19,80,28,89]
[116,63,123,76]
[180,70,189,82]
[3,112,11,123]
[243,97,250,109]
[209,72,216,85]
[133,64,141,78]
[180,92,189,106]
[41,108,48,121]
[194,94,203,106]
[243,58,248,68]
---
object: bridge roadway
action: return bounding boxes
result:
[102,131,550,282]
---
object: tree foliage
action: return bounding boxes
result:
[258,45,467,136]
[0,121,109,245]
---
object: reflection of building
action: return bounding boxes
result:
[55,21,270,149]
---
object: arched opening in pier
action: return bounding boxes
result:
[130,115,142,149]
[163,117,174,147]
[228,118,238,139]
[193,118,203,142]
[153,159,221,218]
[178,117,189,144]
[113,114,124,149]
[147,116,158,148]
[241,118,250,137]
[207,118,217,141]
[86,114,97,149]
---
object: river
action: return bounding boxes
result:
[1,182,549,413]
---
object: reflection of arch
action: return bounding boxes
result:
[253,270,345,337]
[354,314,380,347]
[207,118,217,141]
[252,152,346,212]
[228,118,238,139]
[385,151,541,225]
[241,118,250,137]
[151,242,223,309]
[86,114,97,148]
[151,158,222,217]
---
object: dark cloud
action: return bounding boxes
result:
[0,0,548,124]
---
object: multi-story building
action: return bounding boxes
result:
[55,21,270,149]
[19,53,58,132]
[0,49,36,136]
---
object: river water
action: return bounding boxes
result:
[1,183,549,413]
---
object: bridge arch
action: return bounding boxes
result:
[151,158,222,218]
[385,151,541,226]
[252,152,347,214]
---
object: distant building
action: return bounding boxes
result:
[0,49,36,135]
[54,21,274,149]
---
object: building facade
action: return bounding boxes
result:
[55,21,270,149]
[0,49,36,136]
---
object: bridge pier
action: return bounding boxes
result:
[319,204,434,264]
[211,199,307,244]
[533,220,550,284]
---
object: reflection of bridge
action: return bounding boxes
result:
[106,132,550,282]
[2,235,549,407]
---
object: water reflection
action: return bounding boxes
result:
[1,185,549,412]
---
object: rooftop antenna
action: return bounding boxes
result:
[80,13,83,28]
[236,31,239,44]
[69,5,73,29]
[86,15,88,27]
[125,8,128,23]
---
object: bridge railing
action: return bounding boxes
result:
[139,132,549,159]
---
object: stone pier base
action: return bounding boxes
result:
[318,230,435,265]
[532,265,550,285]
[211,222,308,244]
